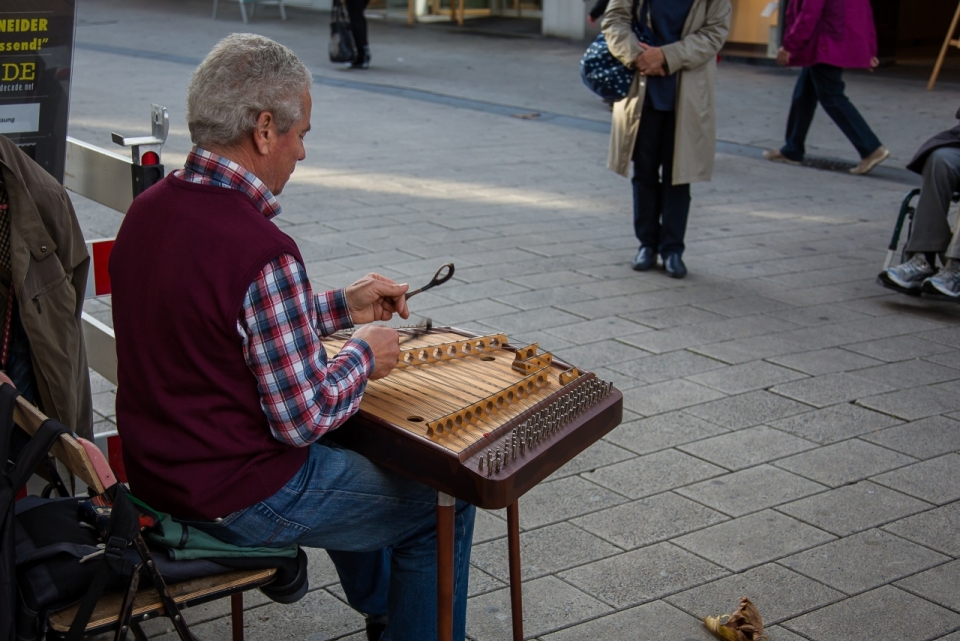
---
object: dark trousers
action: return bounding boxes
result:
[631,97,691,257]
[781,64,882,161]
[905,146,960,260]
[344,0,370,52]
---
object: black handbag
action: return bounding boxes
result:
[579,0,645,102]
[329,0,357,64]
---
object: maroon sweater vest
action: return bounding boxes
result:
[109,176,308,520]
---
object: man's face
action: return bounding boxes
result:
[264,90,312,196]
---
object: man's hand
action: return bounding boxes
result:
[345,273,410,325]
[587,14,596,26]
[635,45,667,76]
[869,56,879,71]
[353,325,400,380]
[0,371,14,388]
[776,47,790,66]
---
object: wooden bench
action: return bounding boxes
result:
[14,396,277,641]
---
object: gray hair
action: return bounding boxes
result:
[186,33,312,149]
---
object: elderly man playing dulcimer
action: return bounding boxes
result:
[108,33,475,641]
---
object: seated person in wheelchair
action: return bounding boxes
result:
[881,106,960,298]
[108,34,475,641]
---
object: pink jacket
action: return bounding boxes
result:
[782,0,877,69]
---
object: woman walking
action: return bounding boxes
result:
[602,0,731,278]
[764,0,888,174]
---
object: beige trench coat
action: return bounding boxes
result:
[602,0,731,183]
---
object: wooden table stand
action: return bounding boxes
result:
[436,494,524,641]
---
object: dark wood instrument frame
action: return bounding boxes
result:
[327,328,623,510]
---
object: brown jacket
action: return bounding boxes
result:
[602,0,731,182]
[0,136,92,438]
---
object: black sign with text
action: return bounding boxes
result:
[0,0,75,183]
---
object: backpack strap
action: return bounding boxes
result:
[7,419,69,495]
[65,487,140,641]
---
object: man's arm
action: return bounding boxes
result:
[240,253,374,447]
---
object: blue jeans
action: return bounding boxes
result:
[195,441,475,641]
[781,64,882,161]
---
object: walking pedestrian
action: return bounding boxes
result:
[344,0,371,69]
[602,0,731,278]
[763,0,888,175]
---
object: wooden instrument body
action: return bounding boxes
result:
[325,327,623,509]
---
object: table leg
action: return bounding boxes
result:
[437,492,456,641]
[231,593,243,641]
[507,501,523,641]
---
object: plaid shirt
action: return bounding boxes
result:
[176,148,373,447]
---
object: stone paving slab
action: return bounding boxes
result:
[861,416,960,460]
[571,491,729,550]
[558,542,729,610]
[782,586,960,641]
[466,576,612,641]
[677,426,818,471]
[780,529,949,595]
[883,502,960,557]
[674,511,836,573]
[470,522,621,583]
[774,439,918,487]
[683,391,812,431]
[539,599,715,641]
[676,465,827,518]
[872,454,960,505]
[665,563,844,626]
[776,480,933,537]
[896,559,960,614]
[603,411,729,455]
[583,449,727,500]
[769,402,903,444]
[620,380,727,416]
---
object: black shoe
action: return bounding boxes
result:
[663,253,687,278]
[631,246,658,271]
[366,621,386,641]
[346,46,371,69]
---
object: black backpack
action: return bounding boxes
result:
[0,383,71,641]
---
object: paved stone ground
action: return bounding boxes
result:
[74,1,960,639]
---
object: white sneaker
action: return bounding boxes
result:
[922,260,960,298]
[881,254,935,290]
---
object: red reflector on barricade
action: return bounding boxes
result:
[141,151,160,166]
[92,239,115,296]
[107,434,127,483]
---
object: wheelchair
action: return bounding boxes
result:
[877,188,960,303]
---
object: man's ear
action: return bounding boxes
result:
[252,111,274,156]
